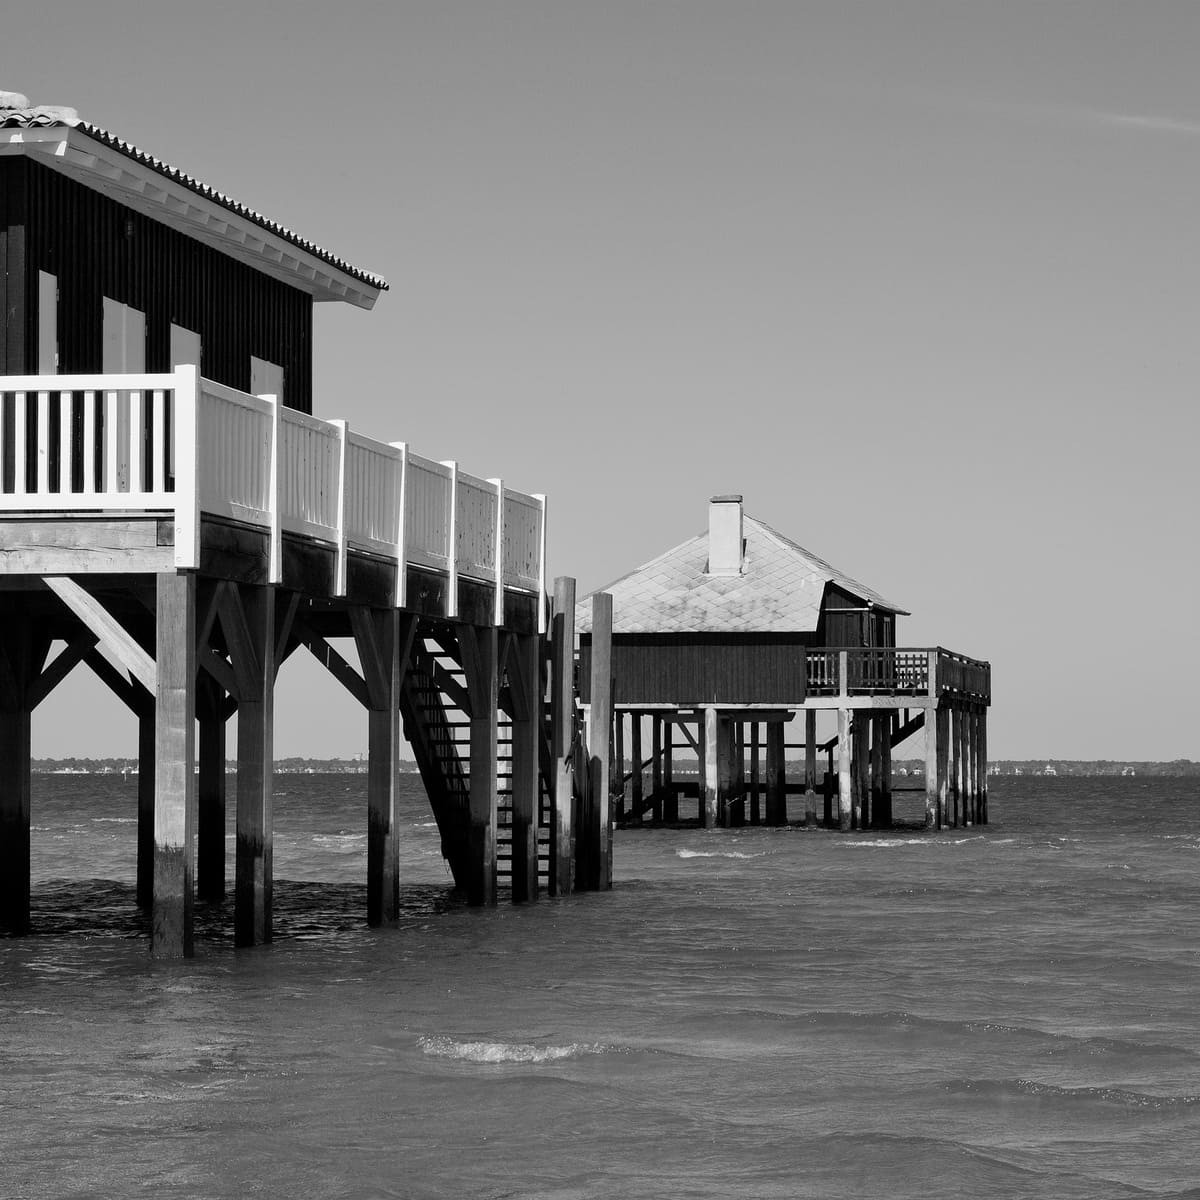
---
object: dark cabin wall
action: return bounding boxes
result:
[578,633,810,706]
[0,157,313,411]
[817,584,896,647]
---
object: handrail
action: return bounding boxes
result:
[803,646,990,703]
[0,370,548,618]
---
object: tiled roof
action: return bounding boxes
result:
[0,105,388,294]
[577,514,907,634]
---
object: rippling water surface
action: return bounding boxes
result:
[3,775,1200,1198]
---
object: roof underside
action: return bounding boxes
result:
[0,108,387,308]
[577,514,908,635]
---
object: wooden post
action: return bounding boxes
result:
[663,721,677,823]
[979,708,989,825]
[509,632,540,903]
[367,610,403,924]
[235,584,274,946]
[936,706,950,829]
[196,675,227,903]
[880,712,893,828]
[650,714,663,823]
[136,708,155,908]
[0,624,35,936]
[765,719,786,826]
[153,571,197,958]
[854,713,871,830]
[948,705,962,828]
[837,707,852,831]
[804,709,818,827]
[730,722,747,827]
[550,577,575,896]
[870,713,884,829]
[749,721,761,825]
[588,592,613,889]
[923,704,938,830]
[466,624,498,905]
[702,706,720,829]
[630,712,643,822]
[613,708,625,822]
[962,705,974,826]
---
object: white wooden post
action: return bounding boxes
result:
[58,391,73,495]
[442,460,459,619]
[259,392,282,585]
[332,419,348,597]
[82,392,96,494]
[151,389,166,495]
[390,442,408,608]
[173,365,200,570]
[36,390,50,494]
[838,649,849,699]
[128,388,144,495]
[535,493,548,635]
[13,393,27,496]
[489,478,505,626]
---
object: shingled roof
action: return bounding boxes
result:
[577,510,907,635]
[0,94,387,308]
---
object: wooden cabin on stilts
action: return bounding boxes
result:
[578,495,990,832]
[0,94,602,958]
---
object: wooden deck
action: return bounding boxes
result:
[0,368,546,618]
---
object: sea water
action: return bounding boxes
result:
[2,775,1199,1199]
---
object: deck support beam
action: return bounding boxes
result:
[136,709,155,907]
[233,584,274,946]
[978,708,989,824]
[924,703,939,829]
[152,571,196,958]
[804,710,818,827]
[630,714,643,822]
[749,722,760,825]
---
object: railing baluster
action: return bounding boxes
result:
[82,392,96,493]
[36,390,50,494]
[129,389,144,495]
[14,392,27,496]
[152,390,166,494]
[104,388,119,493]
[59,391,72,494]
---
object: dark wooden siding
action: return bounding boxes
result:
[579,634,809,706]
[0,158,313,411]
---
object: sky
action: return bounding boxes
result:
[7,1,1199,760]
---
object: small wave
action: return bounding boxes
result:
[946,1077,1200,1111]
[835,836,986,848]
[310,833,367,847]
[676,849,764,859]
[92,817,136,824]
[417,1035,612,1064]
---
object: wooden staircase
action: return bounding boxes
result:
[399,627,550,894]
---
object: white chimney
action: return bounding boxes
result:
[707,494,744,576]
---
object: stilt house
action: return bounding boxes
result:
[578,495,990,831]
[0,94,562,958]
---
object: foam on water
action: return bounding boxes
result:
[417,1035,613,1064]
[676,848,764,859]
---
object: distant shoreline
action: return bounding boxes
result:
[30,757,1198,777]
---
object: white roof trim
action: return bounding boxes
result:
[0,126,383,309]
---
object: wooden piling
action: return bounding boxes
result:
[233,583,274,946]
[749,722,761,825]
[196,675,226,903]
[765,719,786,826]
[978,707,989,824]
[0,616,38,937]
[663,724,677,823]
[852,712,869,830]
[650,715,663,823]
[837,707,852,831]
[936,706,950,829]
[613,709,625,822]
[588,592,613,889]
[879,712,893,828]
[152,571,197,958]
[366,610,405,924]
[702,706,720,829]
[923,704,938,829]
[630,712,643,822]
[870,713,884,829]
[550,576,576,896]
[136,708,155,908]
[804,709,818,827]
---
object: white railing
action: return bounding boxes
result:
[0,369,547,625]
